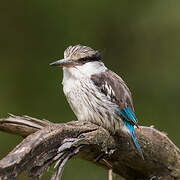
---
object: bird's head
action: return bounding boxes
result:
[50,45,102,68]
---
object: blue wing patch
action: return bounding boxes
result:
[120,106,137,124]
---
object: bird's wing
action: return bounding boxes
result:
[91,69,138,126]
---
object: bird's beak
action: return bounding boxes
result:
[49,59,77,68]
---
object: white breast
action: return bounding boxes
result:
[62,61,106,93]
[61,65,124,132]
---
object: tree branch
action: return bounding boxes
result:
[0,115,179,180]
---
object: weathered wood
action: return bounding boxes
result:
[0,115,179,180]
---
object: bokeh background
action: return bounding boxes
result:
[0,0,180,179]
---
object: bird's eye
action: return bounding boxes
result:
[78,57,87,62]
[77,57,90,64]
[77,53,101,63]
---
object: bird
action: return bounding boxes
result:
[50,45,143,158]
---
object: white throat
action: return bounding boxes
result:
[62,61,107,84]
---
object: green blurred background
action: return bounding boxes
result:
[0,0,179,179]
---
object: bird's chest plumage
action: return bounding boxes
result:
[63,78,90,120]
[63,77,102,121]
[62,76,122,132]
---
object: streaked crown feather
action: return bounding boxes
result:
[64,45,101,62]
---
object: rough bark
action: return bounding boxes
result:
[0,115,179,180]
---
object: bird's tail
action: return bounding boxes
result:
[123,121,144,160]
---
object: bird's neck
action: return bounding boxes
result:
[62,61,107,83]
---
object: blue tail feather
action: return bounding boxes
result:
[118,106,144,159]
[123,121,144,159]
